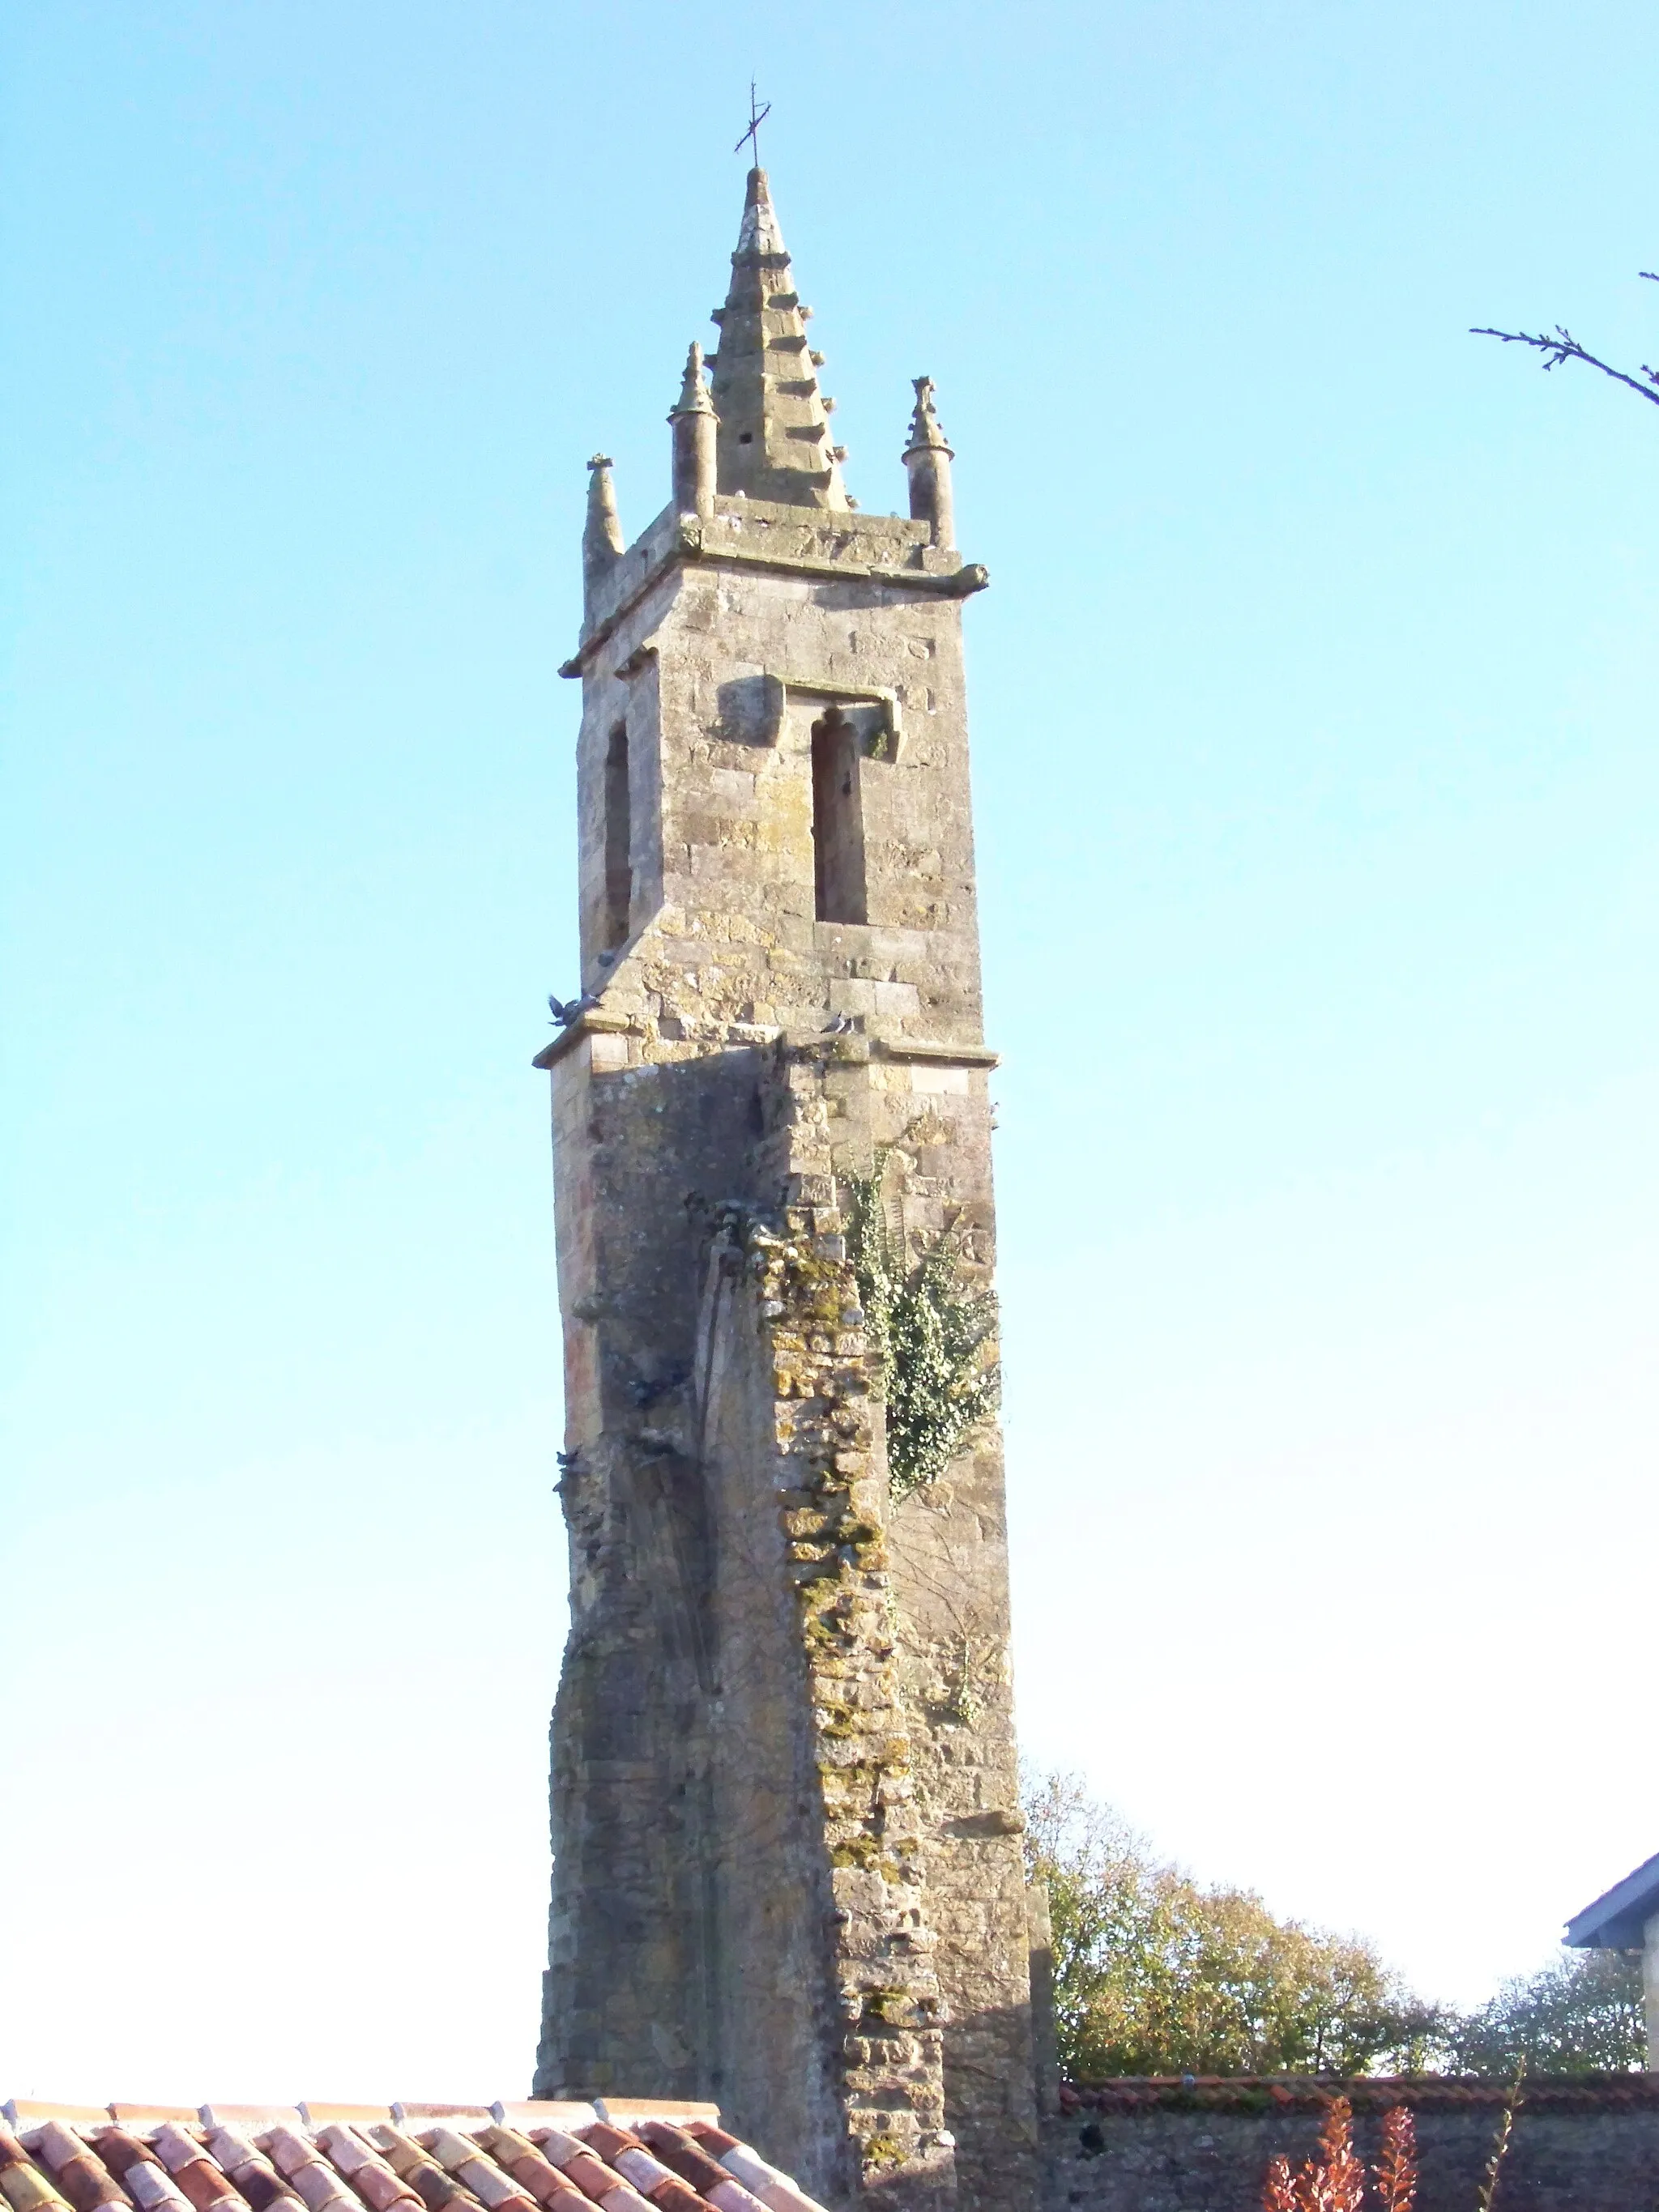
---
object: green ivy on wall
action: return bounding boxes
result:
[842,1147,1000,1500]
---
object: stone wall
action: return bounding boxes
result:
[1044,2078,1659,2212]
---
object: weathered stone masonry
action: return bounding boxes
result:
[533,169,1038,2212]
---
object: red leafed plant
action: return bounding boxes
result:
[1373,2107,1418,2212]
[1318,2099,1367,2212]
[1263,2155,1299,2212]
[1260,2098,1417,2212]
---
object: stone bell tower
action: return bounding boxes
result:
[532,168,1039,2212]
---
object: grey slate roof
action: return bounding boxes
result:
[1565,1850,1659,1950]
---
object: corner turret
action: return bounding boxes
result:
[903,376,957,550]
[668,341,718,517]
[582,454,625,606]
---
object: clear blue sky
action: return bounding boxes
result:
[4,0,1658,2099]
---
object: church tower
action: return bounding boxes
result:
[533,168,1040,2212]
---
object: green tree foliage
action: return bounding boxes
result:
[1444,1950,1644,2078]
[1022,1771,1444,2078]
[842,1149,999,1500]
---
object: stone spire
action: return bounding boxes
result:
[902,376,956,550]
[582,453,624,598]
[668,341,718,517]
[708,168,849,509]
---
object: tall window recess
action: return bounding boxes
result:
[811,706,868,924]
[603,722,632,948]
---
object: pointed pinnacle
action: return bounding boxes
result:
[904,376,953,458]
[734,167,787,262]
[583,454,625,569]
[669,341,717,421]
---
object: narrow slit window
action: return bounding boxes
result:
[603,722,632,948]
[811,708,868,924]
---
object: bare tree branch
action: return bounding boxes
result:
[1473,271,1659,409]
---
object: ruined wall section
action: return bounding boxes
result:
[779,1037,1036,2212]
[695,1223,848,2189]
[538,1021,770,2103]
[696,1148,955,2210]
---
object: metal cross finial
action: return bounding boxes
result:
[733,80,770,163]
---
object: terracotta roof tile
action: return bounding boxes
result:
[571,2124,710,2139]
[608,2151,704,2212]
[384,2123,492,2134]
[261,2128,364,2212]
[573,2130,702,2212]
[674,2128,813,2212]
[200,2126,301,2212]
[193,2123,303,2141]
[524,2146,628,2212]
[4,2118,108,2137]
[150,2126,250,2212]
[26,2124,130,2212]
[94,2130,196,2212]
[310,2130,419,2212]
[417,2130,539,2212]
[1,2128,73,2212]
[1058,2073,1659,2115]
[0,2110,828,2212]
[636,2126,764,2212]
[475,2129,586,2212]
[362,2129,478,2212]
[510,2142,579,2177]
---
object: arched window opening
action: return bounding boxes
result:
[811,708,868,925]
[603,722,632,948]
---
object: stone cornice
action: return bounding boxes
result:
[531,1015,999,1075]
[561,516,988,680]
[531,1010,641,1070]
[879,1038,1000,1068]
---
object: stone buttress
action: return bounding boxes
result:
[533,168,1039,2212]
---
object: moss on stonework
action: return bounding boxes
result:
[858,2134,910,2174]
[831,1837,881,1868]
[834,1516,881,1546]
[735,1197,933,2130]
[859,1991,918,2030]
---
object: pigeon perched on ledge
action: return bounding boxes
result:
[548,991,602,1027]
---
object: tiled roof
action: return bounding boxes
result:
[0,2104,830,2212]
[1060,2074,1659,2116]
